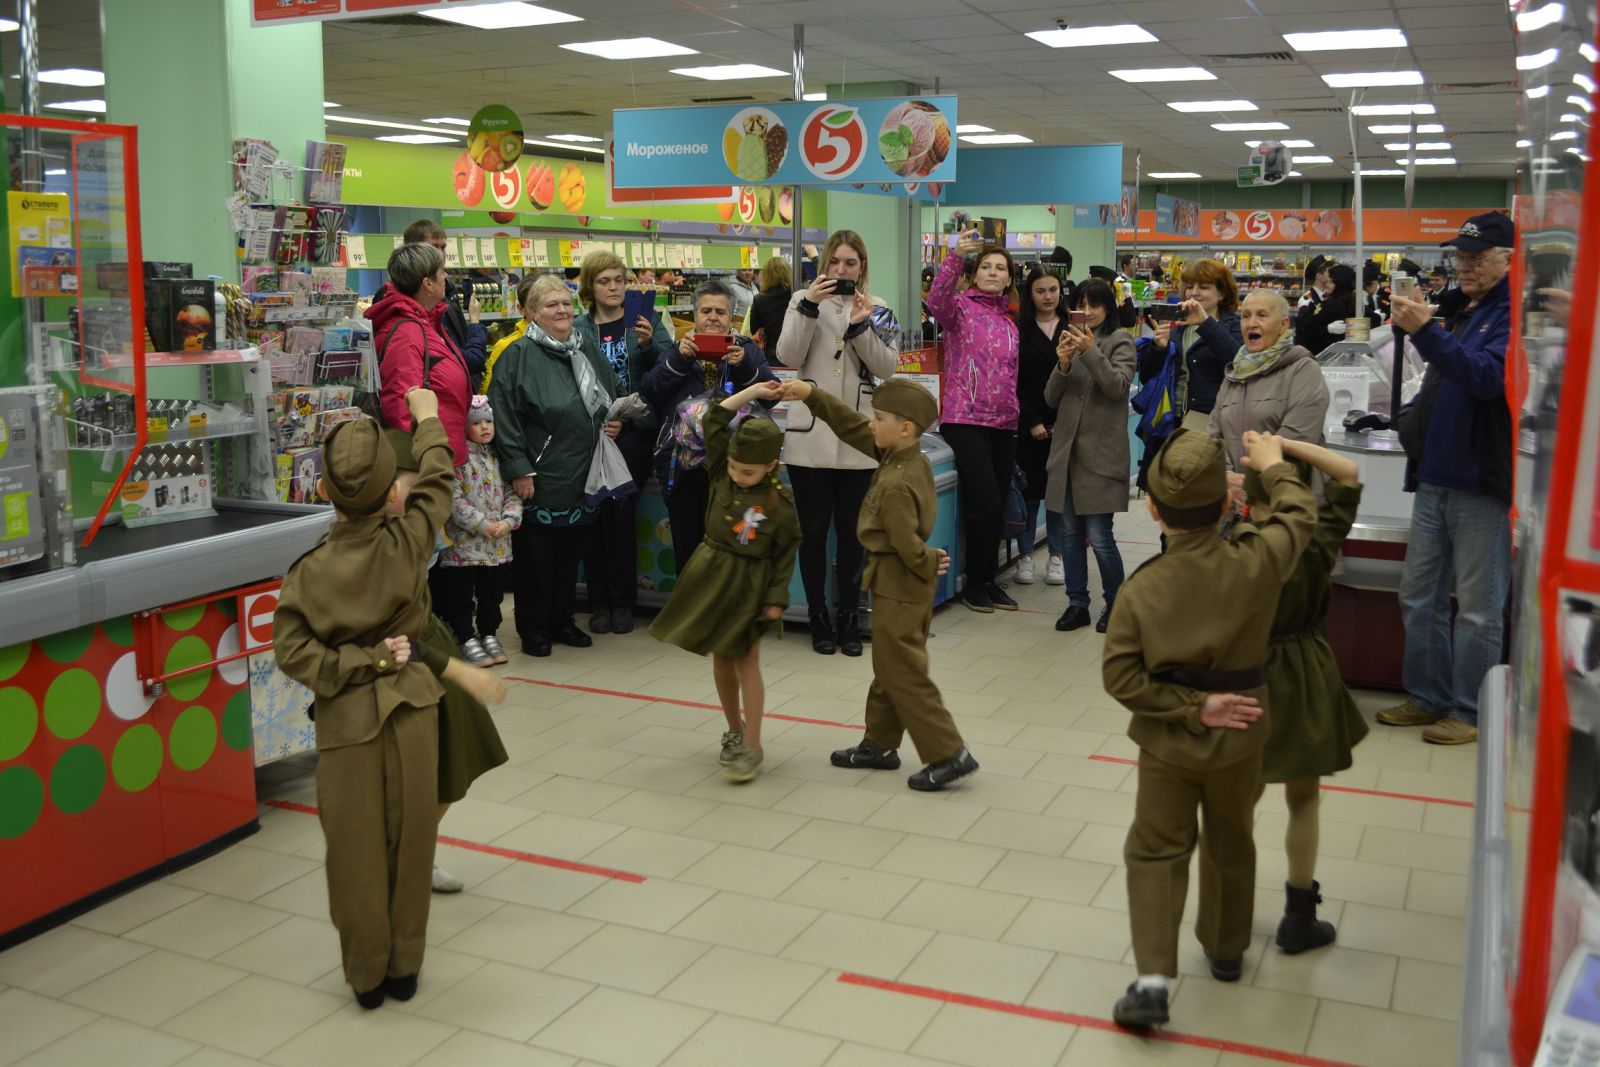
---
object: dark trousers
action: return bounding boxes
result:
[786,464,874,615]
[939,423,1017,588]
[584,495,641,611]
[429,564,507,644]
[665,467,711,579]
[513,522,586,639]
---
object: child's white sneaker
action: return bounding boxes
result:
[1015,555,1036,584]
[1045,554,1065,585]
[432,866,464,893]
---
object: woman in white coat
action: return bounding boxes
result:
[776,229,902,656]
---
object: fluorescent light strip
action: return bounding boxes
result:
[1212,121,1288,131]
[955,124,992,133]
[1518,139,1534,148]
[324,101,341,108]
[44,168,66,176]
[1583,42,1598,62]
[959,133,1033,144]
[547,133,602,142]
[327,115,464,136]
[1168,99,1257,112]
[0,18,17,31]
[526,138,604,155]
[1576,73,1597,93]
[1026,24,1157,48]
[1551,130,1580,140]
[559,37,695,59]
[1517,4,1565,31]
[1561,113,1589,124]
[1350,103,1436,115]
[421,2,580,29]
[1359,168,1408,175]
[1147,171,1201,178]
[424,117,471,126]
[1382,142,1452,150]
[38,68,104,86]
[1293,155,1334,163]
[1368,123,1444,134]
[1283,29,1407,51]
[670,64,789,80]
[377,134,457,144]
[1568,94,1594,112]
[1395,157,1458,164]
[802,92,827,101]
[1109,67,1215,83]
[44,99,106,113]
[1528,84,1553,98]
[1322,71,1423,88]
[1518,48,1560,71]
[1245,139,1315,148]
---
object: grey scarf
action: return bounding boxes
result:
[526,320,611,416]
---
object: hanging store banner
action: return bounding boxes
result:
[611,96,958,189]
[1155,194,1201,237]
[1116,206,1497,245]
[1072,181,1139,229]
[252,0,512,25]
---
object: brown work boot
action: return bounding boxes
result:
[1375,699,1442,727]
[1422,718,1478,745]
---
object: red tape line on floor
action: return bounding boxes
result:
[504,677,866,730]
[1086,754,1474,808]
[263,799,647,883]
[835,972,1361,1067]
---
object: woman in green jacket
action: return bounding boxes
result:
[489,274,621,657]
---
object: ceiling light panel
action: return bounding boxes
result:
[1517,4,1566,31]
[327,115,465,135]
[1383,142,1452,150]
[1322,71,1424,88]
[1395,157,1458,164]
[1147,171,1201,178]
[377,134,457,144]
[1518,48,1560,70]
[955,124,992,133]
[1359,168,1408,175]
[1168,99,1257,112]
[421,3,580,29]
[0,18,17,31]
[1109,67,1216,83]
[559,37,695,59]
[1245,139,1315,148]
[38,68,104,86]
[1350,103,1436,115]
[323,101,341,108]
[802,92,827,101]
[1212,121,1289,131]
[44,99,106,113]
[1368,124,1444,134]
[1293,155,1334,163]
[670,64,789,80]
[1026,25,1158,49]
[959,133,1033,144]
[424,117,471,126]
[547,133,601,142]
[1283,29,1408,51]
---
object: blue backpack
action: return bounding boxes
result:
[1130,339,1182,445]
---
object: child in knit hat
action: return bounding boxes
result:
[430,395,522,667]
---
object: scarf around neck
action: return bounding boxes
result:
[526,320,611,417]
[1229,331,1296,381]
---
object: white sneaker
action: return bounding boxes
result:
[1045,554,1065,585]
[431,865,464,893]
[1014,555,1036,585]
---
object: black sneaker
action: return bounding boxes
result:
[963,587,995,613]
[1112,982,1168,1029]
[1055,606,1091,632]
[907,747,979,791]
[589,608,612,634]
[986,583,1019,611]
[522,633,552,657]
[553,623,593,648]
[1095,606,1113,634]
[1205,950,1243,982]
[809,610,837,654]
[830,737,902,770]
[383,974,418,1001]
[355,985,386,1010]
[610,609,635,635]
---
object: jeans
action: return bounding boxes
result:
[1397,483,1512,726]
[939,423,1017,589]
[1019,499,1069,557]
[787,464,874,614]
[1053,505,1124,609]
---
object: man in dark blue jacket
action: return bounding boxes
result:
[1378,212,1515,745]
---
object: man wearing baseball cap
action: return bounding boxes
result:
[1379,211,1515,745]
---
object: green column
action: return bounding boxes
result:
[101,0,326,277]
[0,54,22,388]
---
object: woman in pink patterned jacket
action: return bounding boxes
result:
[926,229,1021,612]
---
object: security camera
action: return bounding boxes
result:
[1056,18,1069,29]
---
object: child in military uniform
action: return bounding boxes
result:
[381,428,510,896]
[1244,437,1367,955]
[1101,429,1315,1029]
[274,391,452,1009]
[779,377,974,792]
[650,380,800,783]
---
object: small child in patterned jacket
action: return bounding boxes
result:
[429,396,522,666]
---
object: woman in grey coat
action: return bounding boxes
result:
[1044,278,1136,634]
[1208,289,1330,473]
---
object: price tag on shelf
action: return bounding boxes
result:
[531,241,552,268]
[392,235,404,251]
[558,241,575,268]
[690,246,705,269]
[629,242,645,266]
[346,236,368,268]
[462,240,480,267]
[443,238,462,268]
[507,240,524,268]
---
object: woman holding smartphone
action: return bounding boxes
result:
[1014,265,1069,586]
[927,228,1021,613]
[777,230,901,656]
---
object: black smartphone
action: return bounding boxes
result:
[1147,303,1186,323]
[831,277,858,296]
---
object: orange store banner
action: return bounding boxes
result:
[1116,207,1497,245]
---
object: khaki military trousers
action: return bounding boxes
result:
[865,593,965,765]
[316,704,439,992]
[1124,746,1262,977]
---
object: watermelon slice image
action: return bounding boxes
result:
[527,162,555,210]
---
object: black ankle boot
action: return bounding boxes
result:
[1276,881,1336,954]
[809,609,837,655]
[836,610,863,657]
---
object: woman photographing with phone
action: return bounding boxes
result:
[777,229,901,656]
[1014,265,1068,586]
[927,228,1021,613]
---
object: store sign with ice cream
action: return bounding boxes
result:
[611,96,958,188]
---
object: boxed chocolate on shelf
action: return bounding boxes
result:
[168,279,217,351]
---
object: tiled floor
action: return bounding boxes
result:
[1,508,1474,1067]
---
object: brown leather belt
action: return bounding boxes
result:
[1153,665,1267,691]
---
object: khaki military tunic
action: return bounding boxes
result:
[1101,462,1315,976]
[801,389,964,764]
[273,416,453,992]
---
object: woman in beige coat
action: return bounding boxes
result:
[1044,278,1136,634]
[776,229,901,655]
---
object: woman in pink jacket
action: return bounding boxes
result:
[927,229,1021,612]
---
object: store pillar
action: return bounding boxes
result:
[100,0,326,277]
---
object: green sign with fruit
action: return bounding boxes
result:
[468,104,524,173]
